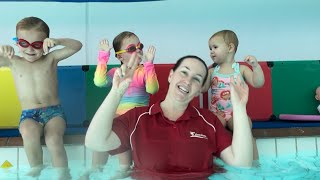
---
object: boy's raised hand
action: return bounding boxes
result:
[244,55,258,67]
[0,45,15,59]
[43,38,57,54]
[99,39,113,52]
[143,46,156,63]
[112,52,140,95]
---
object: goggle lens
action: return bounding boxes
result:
[17,39,43,49]
[126,43,144,53]
[115,43,144,54]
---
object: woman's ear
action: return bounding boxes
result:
[168,70,173,83]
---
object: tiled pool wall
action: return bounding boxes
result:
[257,136,319,158]
[1,136,320,170]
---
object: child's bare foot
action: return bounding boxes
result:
[26,165,44,177]
[78,169,91,180]
[109,169,131,180]
[79,166,103,180]
[54,167,71,180]
[109,165,131,180]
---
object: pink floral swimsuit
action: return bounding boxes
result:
[209,63,242,121]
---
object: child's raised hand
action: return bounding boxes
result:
[230,75,249,107]
[143,46,156,63]
[244,55,258,67]
[99,39,113,52]
[112,52,139,95]
[0,45,15,59]
[43,38,57,54]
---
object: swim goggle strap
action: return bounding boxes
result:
[115,43,144,55]
[13,37,44,49]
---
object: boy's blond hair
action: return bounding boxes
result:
[16,16,50,37]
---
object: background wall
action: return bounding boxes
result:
[0,0,319,66]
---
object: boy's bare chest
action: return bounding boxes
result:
[13,60,56,80]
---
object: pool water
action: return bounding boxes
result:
[211,157,320,179]
[1,156,320,179]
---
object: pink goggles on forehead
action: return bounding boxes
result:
[13,37,43,49]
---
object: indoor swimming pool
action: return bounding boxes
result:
[1,151,320,179]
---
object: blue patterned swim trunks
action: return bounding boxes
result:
[20,105,66,126]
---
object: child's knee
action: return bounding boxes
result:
[45,134,64,147]
[19,121,42,140]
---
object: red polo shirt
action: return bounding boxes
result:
[109,101,232,180]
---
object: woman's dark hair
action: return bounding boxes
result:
[172,55,208,86]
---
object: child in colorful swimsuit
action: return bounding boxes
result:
[209,64,243,121]
[90,31,159,178]
[0,17,82,178]
[316,86,320,113]
[202,30,265,160]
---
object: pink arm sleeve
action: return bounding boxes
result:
[143,61,159,94]
[93,51,110,87]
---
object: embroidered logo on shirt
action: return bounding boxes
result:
[190,131,208,139]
